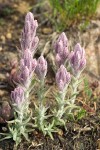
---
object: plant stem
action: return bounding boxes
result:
[37,79,46,131]
[71,82,78,104]
[56,88,66,119]
[38,79,44,102]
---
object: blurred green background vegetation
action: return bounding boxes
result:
[47,0,100,31]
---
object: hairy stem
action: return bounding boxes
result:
[56,88,66,119]
[37,79,46,131]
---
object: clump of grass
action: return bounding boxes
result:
[48,0,99,31]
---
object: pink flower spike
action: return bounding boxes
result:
[19,66,30,87]
[11,87,24,107]
[56,65,71,91]
[21,12,39,55]
[35,56,47,80]
[54,32,69,67]
[32,58,37,71]
[70,43,86,77]
[25,12,34,22]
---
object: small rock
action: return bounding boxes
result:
[0,46,3,51]
[13,15,19,22]
[97,139,100,149]
[6,33,12,39]
[2,127,7,132]
[1,35,5,43]
[42,28,53,34]
[57,129,63,136]
[0,90,7,97]
[0,73,6,80]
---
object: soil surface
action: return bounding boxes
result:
[0,0,100,150]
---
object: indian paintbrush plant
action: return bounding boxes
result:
[0,12,86,146]
[53,33,86,124]
[34,56,52,136]
[69,43,86,107]
[53,65,71,126]
[0,12,39,146]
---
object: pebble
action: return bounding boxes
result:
[57,129,63,136]
[97,139,100,149]
[42,27,53,34]
[13,16,19,22]
[1,35,5,43]
[6,33,12,39]
[2,127,7,132]
[0,47,3,51]
[0,90,7,97]
[0,73,6,80]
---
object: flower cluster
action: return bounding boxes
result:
[11,12,38,108]
[70,43,86,77]
[1,12,86,146]
[54,32,69,67]
[7,12,40,145]
[19,50,37,88]
[56,65,71,91]
[53,33,86,125]
[11,87,24,108]
[21,12,39,54]
[7,12,48,145]
[35,56,47,80]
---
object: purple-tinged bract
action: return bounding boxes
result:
[54,32,69,67]
[70,43,86,77]
[20,66,30,81]
[11,87,24,107]
[21,12,39,55]
[35,56,47,80]
[20,50,37,74]
[56,65,71,91]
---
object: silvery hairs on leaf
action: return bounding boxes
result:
[21,12,39,56]
[54,32,69,67]
[69,43,86,77]
[56,65,71,91]
[35,56,47,80]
